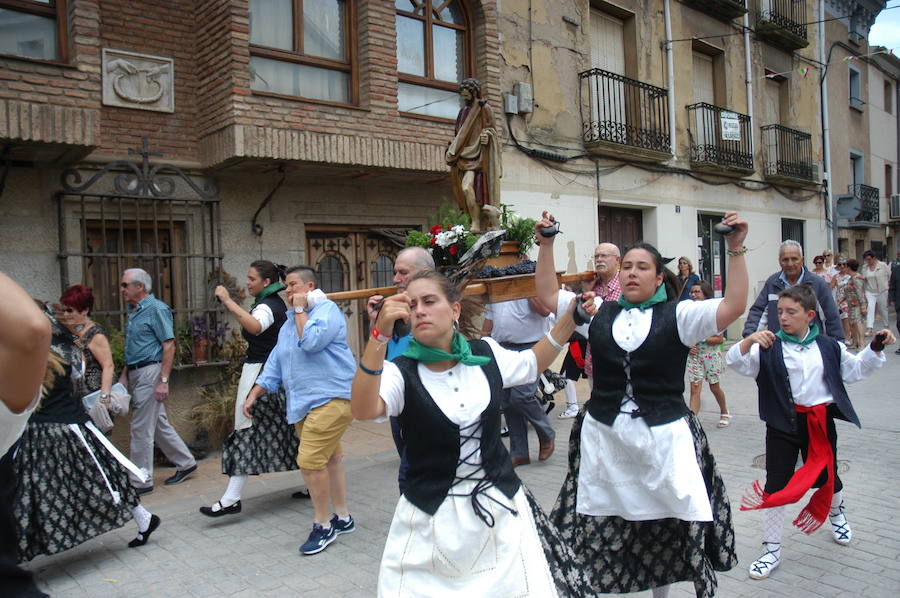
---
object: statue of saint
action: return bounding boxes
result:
[446,78,502,231]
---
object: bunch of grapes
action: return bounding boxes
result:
[476,259,536,278]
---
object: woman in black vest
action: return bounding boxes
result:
[536,211,750,598]
[200,260,299,517]
[352,271,592,597]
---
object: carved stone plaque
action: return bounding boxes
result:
[102,48,174,113]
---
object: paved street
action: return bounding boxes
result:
[25,348,900,598]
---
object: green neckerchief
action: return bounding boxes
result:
[402,331,491,366]
[617,282,668,312]
[775,322,820,347]
[251,281,286,308]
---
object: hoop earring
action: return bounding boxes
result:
[453,319,460,331]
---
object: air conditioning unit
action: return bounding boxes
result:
[890,194,900,220]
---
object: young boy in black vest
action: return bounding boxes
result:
[726,284,895,580]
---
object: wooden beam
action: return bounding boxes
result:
[325,271,596,303]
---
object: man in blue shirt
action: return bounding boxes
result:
[118,268,196,494]
[365,247,434,493]
[245,266,356,556]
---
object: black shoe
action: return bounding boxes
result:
[128,514,160,548]
[199,500,242,518]
[134,486,153,496]
[895,347,900,354]
[291,489,311,499]
[164,464,197,485]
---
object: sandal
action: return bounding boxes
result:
[717,413,732,428]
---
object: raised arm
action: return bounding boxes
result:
[534,211,561,314]
[714,212,749,332]
[0,273,51,413]
[531,293,595,372]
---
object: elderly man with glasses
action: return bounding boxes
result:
[118,268,197,494]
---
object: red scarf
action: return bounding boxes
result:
[740,404,834,534]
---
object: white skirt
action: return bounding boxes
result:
[378,484,558,598]
[576,402,713,522]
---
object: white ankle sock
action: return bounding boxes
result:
[762,506,785,545]
[830,490,844,515]
[220,474,248,508]
[564,380,578,406]
[132,504,152,533]
[652,585,670,598]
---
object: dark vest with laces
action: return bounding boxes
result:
[242,294,287,364]
[393,339,520,516]
[587,300,691,427]
[755,335,860,434]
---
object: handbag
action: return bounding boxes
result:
[82,382,130,433]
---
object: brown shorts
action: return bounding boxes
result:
[294,399,353,470]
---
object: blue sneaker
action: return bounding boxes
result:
[330,514,356,536]
[299,523,336,555]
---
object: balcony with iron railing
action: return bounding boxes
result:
[580,68,672,162]
[682,0,748,21]
[843,184,881,228]
[686,103,754,174]
[760,124,817,185]
[755,0,809,50]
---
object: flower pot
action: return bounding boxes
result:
[194,339,209,363]
[484,240,522,269]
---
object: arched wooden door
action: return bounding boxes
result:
[306,227,406,356]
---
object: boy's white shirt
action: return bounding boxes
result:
[725,339,885,408]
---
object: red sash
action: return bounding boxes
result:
[740,403,834,534]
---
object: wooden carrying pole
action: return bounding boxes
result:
[325,271,596,304]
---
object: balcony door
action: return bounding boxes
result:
[590,10,626,138]
[762,78,783,167]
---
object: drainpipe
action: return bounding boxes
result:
[664,0,677,157]
[818,0,834,251]
[743,13,753,158]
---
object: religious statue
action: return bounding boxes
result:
[446,78,502,231]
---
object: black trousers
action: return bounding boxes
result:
[764,404,842,495]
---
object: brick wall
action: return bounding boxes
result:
[98,0,198,160]
[1,1,503,171]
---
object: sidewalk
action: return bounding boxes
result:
[25,352,900,597]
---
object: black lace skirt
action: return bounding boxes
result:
[221,390,299,476]
[14,422,139,562]
[550,411,738,597]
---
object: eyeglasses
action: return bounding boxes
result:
[678,261,688,265]
[61,307,75,313]
[814,261,823,265]
[120,281,136,288]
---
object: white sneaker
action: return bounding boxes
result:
[558,404,579,419]
[748,542,781,579]
[830,510,852,545]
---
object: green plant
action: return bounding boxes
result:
[500,204,537,256]
[94,317,126,372]
[189,330,247,447]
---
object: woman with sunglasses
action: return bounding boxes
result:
[58,285,119,432]
[811,255,832,284]
[676,256,701,301]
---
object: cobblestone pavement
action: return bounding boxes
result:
[24,348,900,597]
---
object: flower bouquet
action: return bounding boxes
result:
[405,201,479,267]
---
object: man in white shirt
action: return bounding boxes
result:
[483,298,555,466]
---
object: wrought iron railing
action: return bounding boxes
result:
[580,68,671,155]
[850,183,880,225]
[761,124,815,182]
[686,103,753,171]
[757,0,807,41]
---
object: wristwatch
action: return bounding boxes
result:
[161,376,169,384]
[294,305,306,314]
